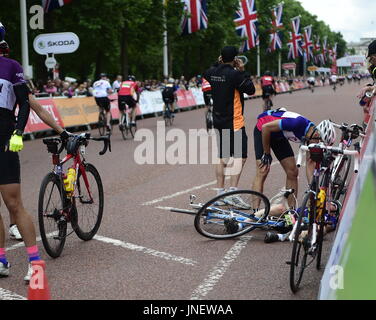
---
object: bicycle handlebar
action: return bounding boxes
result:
[296,143,360,173]
[90,135,111,155]
[331,121,366,138]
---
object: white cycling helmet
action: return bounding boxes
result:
[316,120,336,145]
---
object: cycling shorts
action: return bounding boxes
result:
[163,97,175,105]
[0,141,21,185]
[215,127,248,159]
[95,97,111,112]
[308,81,315,86]
[118,95,137,111]
[262,85,275,100]
[253,127,294,162]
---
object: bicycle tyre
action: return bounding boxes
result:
[290,191,315,293]
[194,190,270,240]
[120,114,129,140]
[38,173,67,258]
[72,163,104,241]
[206,109,213,132]
[130,122,137,138]
[98,112,106,136]
[333,156,352,202]
[316,212,325,270]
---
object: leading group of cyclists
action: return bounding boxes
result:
[1,19,376,292]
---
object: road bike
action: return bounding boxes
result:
[171,189,298,240]
[263,92,274,111]
[119,108,137,140]
[330,121,364,203]
[205,95,214,132]
[164,100,175,127]
[39,133,111,258]
[98,109,113,136]
[288,142,359,293]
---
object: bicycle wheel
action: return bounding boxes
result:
[98,112,106,136]
[332,156,351,202]
[38,173,67,258]
[206,109,213,132]
[194,190,270,240]
[120,114,129,140]
[129,120,137,138]
[290,191,315,293]
[72,163,104,241]
[316,212,326,270]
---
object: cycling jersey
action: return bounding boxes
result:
[256,110,314,143]
[93,79,111,98]
[118,80,138,97]
[260,76,275,88]
[0,56,28,136]
[330,75,338,83]
[307,77,315,83]
[203,63,255,130]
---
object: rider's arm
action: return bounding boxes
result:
[261,120,281,154]
[29,94,64,134]
[13,83,30,133]
[235,71,255,96]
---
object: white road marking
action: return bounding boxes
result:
[142,160,286,207]
[190,236,252,300]
[142,180,218,206]
[0,288,26,300]
[93,235,198,266]
[6,233,57,251]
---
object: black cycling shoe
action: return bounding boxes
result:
[264,232,279,243]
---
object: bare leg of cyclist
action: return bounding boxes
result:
[252,160,270,208]
[279,157,299,207]
[131,105,137,124]
[215,160,226,189]
[0,213,5,248]
[106,110,111,130]
[0,185,37,247]
[226,158,246,188]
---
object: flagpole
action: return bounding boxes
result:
[20,0,30,78]
[257,44,260,77]
[278,52,281,77]
[163,0,168,79]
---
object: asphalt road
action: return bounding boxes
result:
[0,80,367,300]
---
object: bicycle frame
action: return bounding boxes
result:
[53,149,94,204]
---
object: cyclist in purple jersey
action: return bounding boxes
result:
[251,108,323,208]
[0,24,69,282]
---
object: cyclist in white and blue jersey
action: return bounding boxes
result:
[251,108,336,209]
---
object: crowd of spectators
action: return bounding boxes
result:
[29,72,371,98]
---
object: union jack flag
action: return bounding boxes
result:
[313,36,323,65]
[268,3,284,52]
[328,43,337,62]
[181,0,208,35]
[234,0,259,52]
[287,16,303,60]
[42,0,72,13]
[321,36,328,64]
[302,25,314,62]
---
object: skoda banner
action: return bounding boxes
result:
[33,32,80,55]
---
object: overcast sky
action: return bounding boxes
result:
[298,0,376,43]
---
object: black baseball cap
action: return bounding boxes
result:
[367,40,376,57]
[221,46,238,63]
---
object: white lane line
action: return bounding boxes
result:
[0,288,26,300]
[94,235,198,266]
[142,160,285,206]
[6,233,57,251]
[142,180,217,206]
[190,236,252,300]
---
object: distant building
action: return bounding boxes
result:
[347,38,376,56]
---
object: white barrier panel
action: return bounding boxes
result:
[139,90,165,114]
[190,87,205,105]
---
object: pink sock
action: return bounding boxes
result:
[26,245,40,262]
